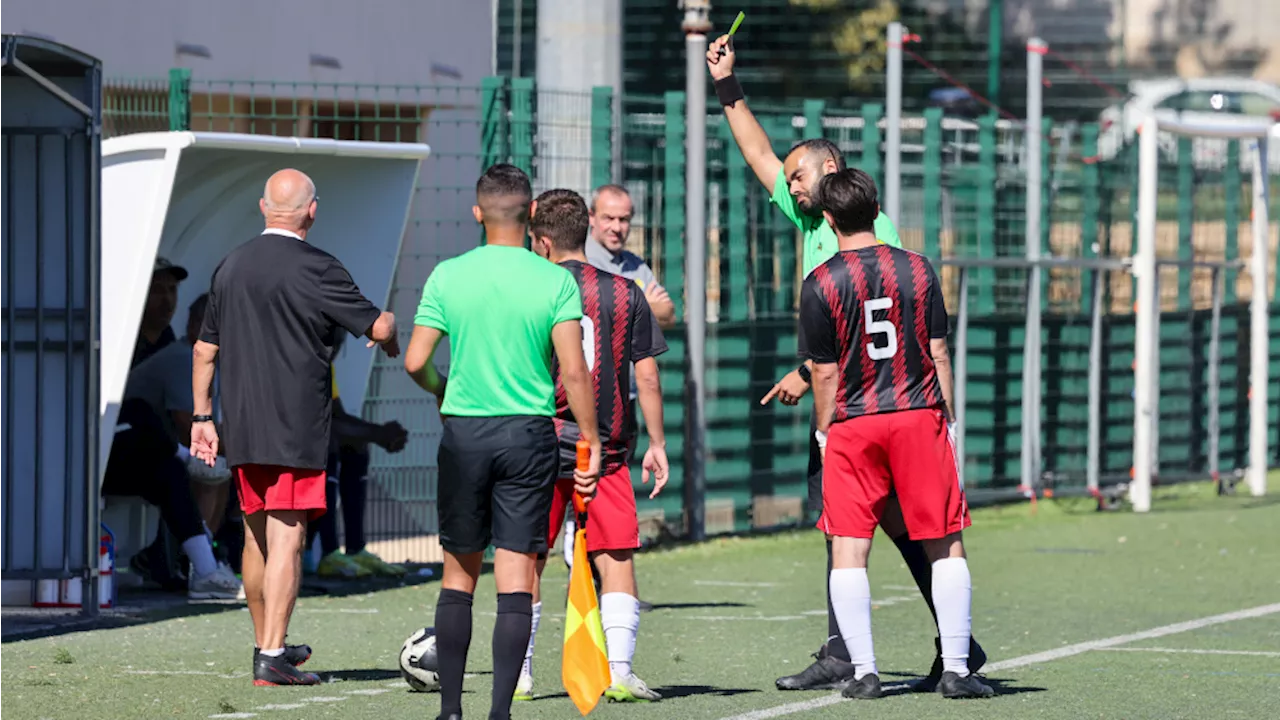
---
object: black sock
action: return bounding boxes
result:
[490,592,533,720]
[338,449,368,555]
[825,540,852,662]
[435,589,474,718]
[317,482,340,556]
[891,532,938,621]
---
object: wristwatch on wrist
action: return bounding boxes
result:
[192,415,215,424]
[796,363,812,384]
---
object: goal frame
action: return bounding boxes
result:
[1132,114,1273,512]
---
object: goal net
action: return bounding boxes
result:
[1131,114,1275,511]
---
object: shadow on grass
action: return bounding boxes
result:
[317,669,402,682]
[3,569,443,644]
[531,684,761,702]
[646,601,753,611]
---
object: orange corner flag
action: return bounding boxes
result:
[562,441,610,715]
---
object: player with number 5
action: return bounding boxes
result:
[708,28,986,692]
[523,189,670,703]
[800,169,993,700]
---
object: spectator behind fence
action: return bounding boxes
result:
[126,293,233,534]
[104,325,243,600]
[306,331,409,578]
[191,168,400,686]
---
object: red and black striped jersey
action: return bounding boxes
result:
[798,245,948,420]
[553,260,667,473]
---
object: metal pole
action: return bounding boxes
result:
[954,268,970,487]
[884,22,904,224]
[1021,38,1046,493]
[1207,266,1223,487]
[1087,267,1104,497]
[512,0,523,78]
[682,0,710,540]
[1247,137,1270,497]
[85,68,103,617]
[1150,270,1161,476]
[1131,115,1159,513]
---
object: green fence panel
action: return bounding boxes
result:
[509,77,534,177]
[922,108,943,259]
[663,91,686,319]
[591,86,614,189]
[722,120,749,322]
[1224,141,1241,302]
[1177,136,1194,309]
[167,68,191,131]
[860,103,883,190]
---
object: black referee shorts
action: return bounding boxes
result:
[807,409,824,517]
[437,415,558,555]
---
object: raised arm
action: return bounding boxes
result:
[707,34,782,191]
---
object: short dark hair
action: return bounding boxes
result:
[785,138,847,172]
[476,163,533,224]
[590,183,630,212]
[815,169,879,235]
[531,189,590,252]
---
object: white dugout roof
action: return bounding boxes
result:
[99,132,430,479]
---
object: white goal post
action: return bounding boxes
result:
[1132,114,1273,512]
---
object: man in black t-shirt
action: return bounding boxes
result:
[191,168,400,686]
[799,169,992,700]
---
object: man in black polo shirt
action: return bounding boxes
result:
[191,168,399,686]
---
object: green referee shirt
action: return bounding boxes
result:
[770,169,903,276]
[415,244,583,417]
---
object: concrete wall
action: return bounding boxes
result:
[4,0,493,85]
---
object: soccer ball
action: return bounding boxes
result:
[399,627,440,692]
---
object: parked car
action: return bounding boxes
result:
[1096,77,1280,172]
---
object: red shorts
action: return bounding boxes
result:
[235,464,328,521]
[546,465,639,553]
[818,407,970,541]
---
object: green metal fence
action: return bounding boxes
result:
[103,71,1280,551]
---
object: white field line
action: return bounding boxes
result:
[1099,647,1280,658]
[717,602,1280,720]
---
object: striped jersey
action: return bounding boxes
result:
[798,245,949,420]
[552,260,667,474]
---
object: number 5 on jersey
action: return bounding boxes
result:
[864,297,897,361]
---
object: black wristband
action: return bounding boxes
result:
[714,75,745,107]
[796,363,812,384]
[192,414,214,424]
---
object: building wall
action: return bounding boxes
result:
[5,0,492,85]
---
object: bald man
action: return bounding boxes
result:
[192,168,400,686]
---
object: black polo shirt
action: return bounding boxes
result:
[200,231,382,470]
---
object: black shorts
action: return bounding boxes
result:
[437,415,558,555]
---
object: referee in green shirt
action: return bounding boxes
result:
[707,35,986,693]
[404,164,602,720]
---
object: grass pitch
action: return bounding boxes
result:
[4,480,1279,720]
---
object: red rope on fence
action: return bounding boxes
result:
[901,42,1018,121]
[1042,47,1127,99]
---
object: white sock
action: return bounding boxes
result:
[829,567,877,679]
[183,535,219,577]
[259,647,285,657]
[522,601,542,677]
[931,557,973,676]
[563,519,575,568]
[600,592,640,682]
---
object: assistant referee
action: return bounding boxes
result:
[403,163,602,720]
